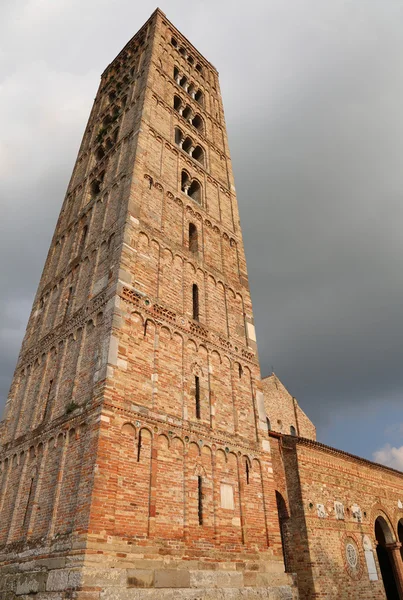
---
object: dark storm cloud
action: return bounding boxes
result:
[1,0,403,464]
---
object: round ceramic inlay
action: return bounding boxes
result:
[346,543,358,568]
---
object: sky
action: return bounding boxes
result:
[1,0,403,468]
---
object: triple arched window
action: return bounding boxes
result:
[175,128,205,166]
[173,67,204,106]
[174,96,204,133]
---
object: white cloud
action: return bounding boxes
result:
[373,444,403,471]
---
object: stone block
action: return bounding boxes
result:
[46,569,69,591]
[127,569,154,588]
[16,572,47,595]
[82,568,126,587]
[154,569,190,588]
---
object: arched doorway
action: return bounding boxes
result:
[375,516,399,600]
[398,519,403,563]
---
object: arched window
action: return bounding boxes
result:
[195,89,204,105]
[192,114,204,133]
[266,417,271,433]
[188,179,201,203]
[174,95,182,112]
[182,106,192,121]
[181,170,191,193]
[182,137,193,153]
[188,55,194,65]
[179,47,186,57]
[171,37,178,47]
[175,127,183,146]
[91,179,101,197]
[192,284,199,321]
[196,63,203,74]
[189,223,198,253]
[192,145,204,165]
[95,146,105,161]
[290,425,296,436]
[173,66,180,81]
[179,75,188,89]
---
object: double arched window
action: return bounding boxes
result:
[181,171,202,203]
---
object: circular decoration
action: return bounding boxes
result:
[346,544,358,568]
[341,535,363,580]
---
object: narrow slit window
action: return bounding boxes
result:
[290,425,296,436]
[78,225,88,253]
[192,284,199,321]
[64,286,73,320]
[198,475,203,525]
[195,375,200,419]
[137,430,142,462]
[266,417,271,434]
[23,477,35,526]
[189,223,198,253]
[246,460,250,484]
[42,379,54,421]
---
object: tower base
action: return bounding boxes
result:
[0,537,298,600]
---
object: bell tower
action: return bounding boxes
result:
[0,9,296,599]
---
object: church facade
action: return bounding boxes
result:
[0,9,403,600]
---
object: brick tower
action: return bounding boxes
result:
[0,9,295,599]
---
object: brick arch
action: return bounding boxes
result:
[122,422,136,437]
[370,504,397,542]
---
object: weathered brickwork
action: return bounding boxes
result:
[271,431,403,599]
[0,9,295,600]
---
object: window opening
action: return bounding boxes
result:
[174,95,182,111]
[182,137,193,153]
[266,417,271,433]
[78,225,88,254]
[192,284,199,321]
[195,375,200,419]
[192,145,204,165]
[95,146,105,161]
[192,114,203,132]
[188,180,201,203]
[195,89,203,105]
[23,477,35,526]
[189,223,198,253]
[198,475,203,525]
[64,286,73,320]
[182,106,192,121]
[137,430,142,462]
[181,170,191,194]
[171,37,178,47]
[43,379,54,421]
[246,460,250,484]
[290,425,296,436]
[175,127,183,146]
